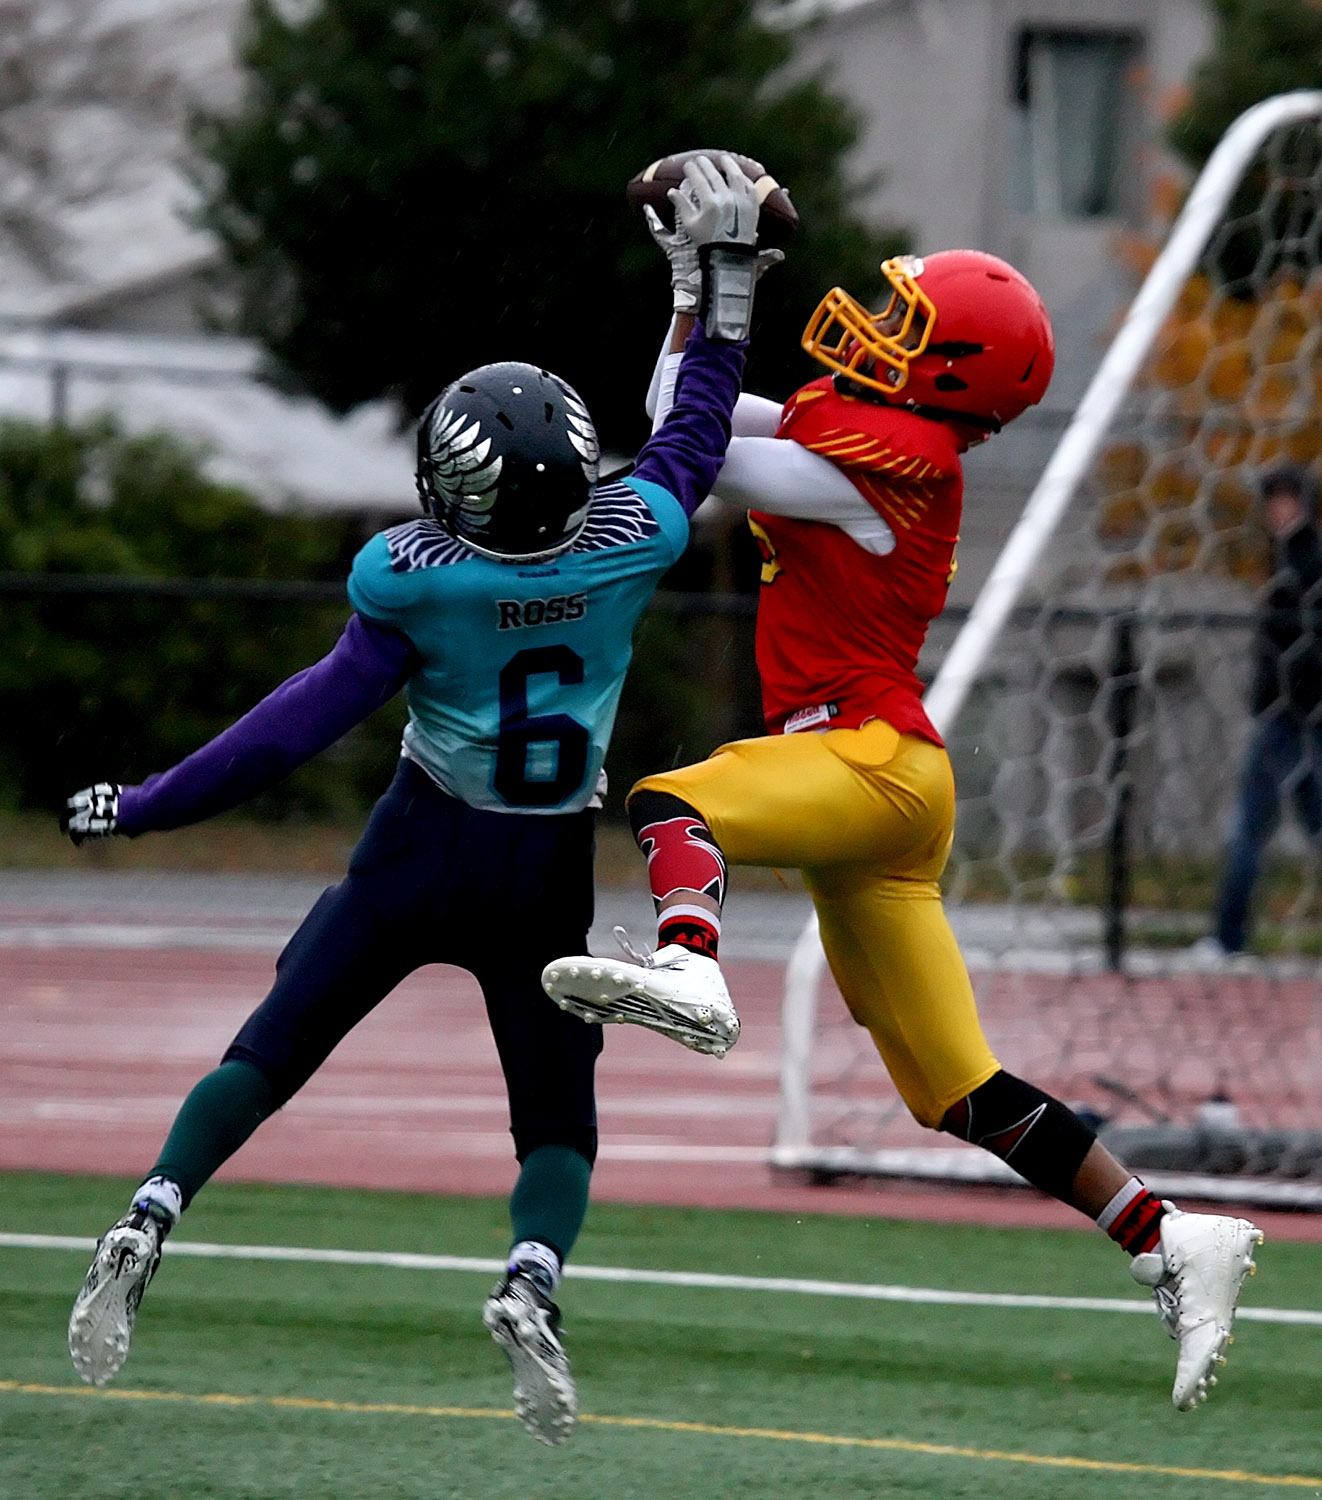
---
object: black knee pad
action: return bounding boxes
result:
[941,1070,1096,1203]
[627,789,703,841]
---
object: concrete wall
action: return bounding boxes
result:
[785,0,1215,604]
[790,0,1212,346]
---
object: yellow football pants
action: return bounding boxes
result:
[632,721,1000,1127]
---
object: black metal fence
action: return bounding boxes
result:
[0,572,763,823]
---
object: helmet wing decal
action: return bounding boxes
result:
[425,406,504,531]
[559,384,601,480]
[415,362,600,562]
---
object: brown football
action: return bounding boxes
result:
[626,150,798,244]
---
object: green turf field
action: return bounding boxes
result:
[1,1172,1318,1498]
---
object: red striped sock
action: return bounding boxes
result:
[1098,1178,1167,1255]
[658,906,720,960]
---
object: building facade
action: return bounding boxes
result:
[785,0,1211,392]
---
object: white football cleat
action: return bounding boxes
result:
[1129,1202,1263,1410]
[68,1210,163,1386]
[542,931,740,1057]
[483,1270,577,1446]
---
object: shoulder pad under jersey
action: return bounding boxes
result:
[345,526,445,624]
[777,376,961,480]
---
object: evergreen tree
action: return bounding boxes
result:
[192,0,896,448]
[1166,0,1322,288]
[1169,0,1322,169]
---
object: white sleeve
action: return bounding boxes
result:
[713,436,897,556]
[731,392,784,437]
[646,321,781,438]
[646,316,682,433]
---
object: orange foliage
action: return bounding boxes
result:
[1099,267,1322,584]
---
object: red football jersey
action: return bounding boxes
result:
[750,376,964,745]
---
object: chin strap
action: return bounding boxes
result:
[830,371,1002,434]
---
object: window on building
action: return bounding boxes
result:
[1011,27,1140,218]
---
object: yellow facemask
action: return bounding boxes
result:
[801,255,937,396]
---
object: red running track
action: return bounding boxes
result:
[2,944,1319,1243]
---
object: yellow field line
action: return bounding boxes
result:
[2,1380,1319,1489]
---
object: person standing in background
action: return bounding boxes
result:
[1193,463,1322,960]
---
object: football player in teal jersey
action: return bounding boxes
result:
[59,153,767,1446]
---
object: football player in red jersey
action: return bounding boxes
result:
[545,236,1264,1411]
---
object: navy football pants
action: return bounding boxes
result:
[223,758,603,1164]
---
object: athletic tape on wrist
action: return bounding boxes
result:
[699,242,758,343]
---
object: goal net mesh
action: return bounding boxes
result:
[775,99,1322,1207]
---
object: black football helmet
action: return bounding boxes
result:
[415,362,600,562]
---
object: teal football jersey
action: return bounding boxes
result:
[347,477,687,813]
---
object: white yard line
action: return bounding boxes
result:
[3,1232,1317,1326]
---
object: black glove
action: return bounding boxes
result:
[62,782,121,845]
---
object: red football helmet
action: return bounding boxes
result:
[801,250,1055,431]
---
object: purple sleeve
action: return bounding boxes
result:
[116,613,420,835]
[633,325,747,517]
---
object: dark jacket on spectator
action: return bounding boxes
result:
[1250,466,1322,721]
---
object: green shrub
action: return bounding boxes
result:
[0,416,403,818]
[1,415,761,830]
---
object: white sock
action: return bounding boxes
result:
[1095,1176,1146,1233]
[508,1238,561,1292]
[132,1175,183,1228]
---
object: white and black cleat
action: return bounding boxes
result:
[483,1269,577,1446]
[542,930,740,1058]
[1130,1202,1263,1410]
[68,1209,164,1386]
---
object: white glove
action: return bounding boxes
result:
[646,158,783,314]
[643,204,701,315]
[667,152,760,249]
[63,782,121,845]
[669,153,768,343]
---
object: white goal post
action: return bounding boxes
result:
[773,91,1322,1210]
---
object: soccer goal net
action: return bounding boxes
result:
[773,91,1322,1211]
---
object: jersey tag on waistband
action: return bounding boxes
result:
[783,702,840,734]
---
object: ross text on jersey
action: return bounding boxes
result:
[496,593,588,630]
